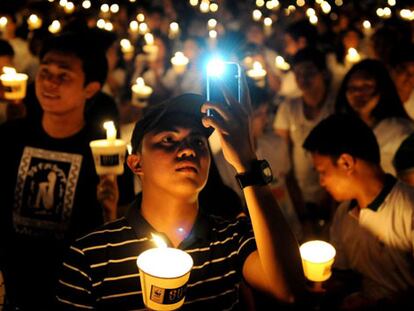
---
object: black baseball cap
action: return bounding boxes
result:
[131,93,213,153]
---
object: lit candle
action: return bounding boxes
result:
[27,14,42,30]
[131,77,153,107]
[200,0,210,13]
[362,20,372,36]
[48,20,61,34]
[275,56,290,71]
[103,121,117,142]
[136,13,145,22]
[252,9,262,21]
[0,67,29,100]
[120,39,134,61]
[143,33,158,61]
[263,17,272,36]
[207,18,217,30]
[169,22,180,39]
[208,29,217,49]
[89,121,127,175]
[64,2,75,14]
[345,47,361,65]
[247,61,267,87]
[171,52,189,74]
[0,16,8,32]
[136,234,193,310]
[300,240,336,282]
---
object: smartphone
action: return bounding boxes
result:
[206,61,241,117]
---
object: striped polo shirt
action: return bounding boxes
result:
[56,202,257,310]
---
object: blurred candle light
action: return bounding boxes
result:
[110,4,119,13]
[209,3,218,12]
[247,61,267,87]
[189,0,199,7]
[207,18,217,30]
[131,77,153,107]
[275,56,290,71]
[104,21,113,31]
[263,17,272,36]
[129,20,138,33]
[59,0,67,7]
[100,4,109,13]
[309,15,318,25]
[208,29,217,48]
[64,2,75,14]
[48,20,61,34]
[171,52,189,74]
[97,19,106,29]
[82,0,91,9]
[200,0,210,13]
[0,66,29,100]
[256,0,265,7]
[345,47,361,64]
[252,9,262,21]
[27,14,42,30]
[0,16,8,32]
[120,39,134,61]
[169,22,180,39]
[138,22,148,35]
[136,13,145,22]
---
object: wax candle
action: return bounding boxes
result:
[120,39,134,61]
[345,47,361,64]
[275,56,290,71]
[0,67,29,100]
[131,77,153,107]
[171,52,189,74]
[27,14,42,30]
[169,22,179,39]
[247,61,266,87]
[136,234,193,310]
[300,240,336,282]
[48,20,61,34]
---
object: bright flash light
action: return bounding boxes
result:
[206,58,225,77]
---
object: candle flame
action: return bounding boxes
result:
[3,66,16,75]
[103,121,116,141]
[151,233,167,248]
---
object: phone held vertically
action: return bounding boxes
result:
[206,61,241,117]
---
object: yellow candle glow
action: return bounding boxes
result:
[64,2,75,14]
[247,61,267,80]
[300,240,336,282]
[275,56,290,71]
[27,14,42,30]
[346,47,361,64]
[103,121,117,142]
[136,234,193,310]
[48,20,61,34]
[136,13,145,22]
[169,22,179,39]
[171,52,189,74]
[120,39,134,61]
[0,66,29,100]
[0,16,8,31]
[207,18,217,30]
[252,9,262,21]
[131,77,153,106]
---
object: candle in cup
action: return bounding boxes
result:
[300,240,336,282]
[48,20,61,34]
[275,56,290,71]
[136,234,193,310]
[345,48,361,65]
[27,14,42,30]
[89,121,126,175]
[143,33,159,61]
[120,39,134,61]
[171,52,189,75]
[0,67,29,100]
[169,22,179,39]
[131,77,153,107]
[247,61,267,87]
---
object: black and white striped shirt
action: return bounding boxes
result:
[57,202,257,310]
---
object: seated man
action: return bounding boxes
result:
[303,114,414,310]
[56,88,305,309]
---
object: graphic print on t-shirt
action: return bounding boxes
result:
[13,147,82,238]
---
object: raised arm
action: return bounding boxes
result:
[201,74,305,303]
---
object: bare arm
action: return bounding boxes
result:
[201,75,305,303]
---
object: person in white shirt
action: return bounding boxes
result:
[304,114,414,310]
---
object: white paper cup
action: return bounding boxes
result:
[131,86,152,108]
[137,248,193,310]
[89,139,127,175]
[300,240,336,282]
[0,73,28,100]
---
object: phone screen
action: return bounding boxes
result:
[206,62,241,116]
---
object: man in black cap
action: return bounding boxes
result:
[56,85,305,309]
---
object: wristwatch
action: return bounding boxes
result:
[235,159,273,189]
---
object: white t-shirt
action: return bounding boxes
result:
[273,94,334,204]
[374,117,414,175]
[330,179,414,300]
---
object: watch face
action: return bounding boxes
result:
[260,160,273,183]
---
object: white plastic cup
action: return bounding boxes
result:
[89,139,127,175]
[0,73,28,100]
[300,240,336,282]
[137,248,193,310]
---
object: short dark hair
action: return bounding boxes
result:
[39,31,108,86]
[303,114,380,165]
[291,47,327,72]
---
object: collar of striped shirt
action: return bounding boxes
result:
[125,194,213,249]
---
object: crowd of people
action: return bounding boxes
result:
[0,0,413,310]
